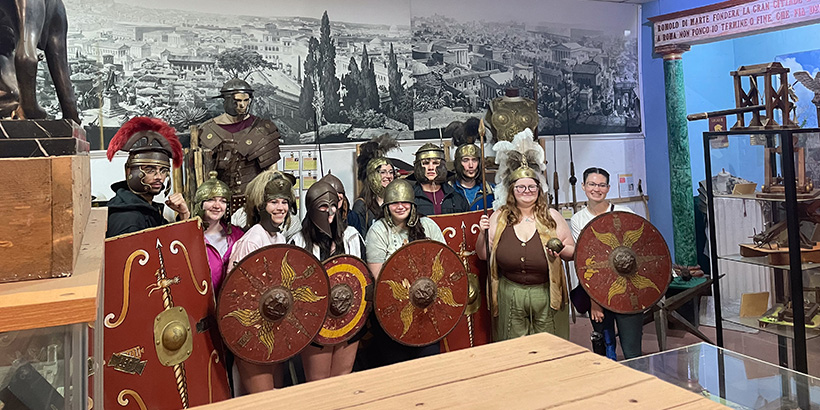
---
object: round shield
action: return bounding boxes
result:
[217,244,329,364]
[375,240,468,346]
[315,255,373,346]
[574,211,672,314]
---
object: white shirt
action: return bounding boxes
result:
[227,224,286,272]
[290,226,364,259]
[570,203,634,240]
[365,217,445,264]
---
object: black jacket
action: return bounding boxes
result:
[413,182,469,216]
[106,181,167,238]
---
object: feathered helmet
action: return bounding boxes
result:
[492,128,547,209]
[192,171,232,231]
[243,170,297,232]
[357,134,399,196]
[107,116,183,195]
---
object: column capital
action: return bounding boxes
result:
[655,44,691,61]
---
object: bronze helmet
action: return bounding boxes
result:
[192,171,232,224]
[382,179,419,227]
[365,157,394,197]
[261,172,297,232]
[454,144,480,181]
[414,143,447,184]
[304,181,339,238]
[319,172,345,195]
[107,117,183,196]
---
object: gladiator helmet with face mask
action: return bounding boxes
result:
[106,117,183,195]
[319,172,349,226]
[305,181,339,238]
[216,78,254,116]
[382,178,419,228]
[414,143,447,184]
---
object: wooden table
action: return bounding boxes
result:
[194,332,726,410]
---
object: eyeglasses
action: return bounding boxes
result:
[378,169,395,176]
[140,165,170,177]
[514,185,539,193]
[586,183,609,188]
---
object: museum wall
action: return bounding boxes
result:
[642,0,820,258]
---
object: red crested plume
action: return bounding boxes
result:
[106,116,184,168]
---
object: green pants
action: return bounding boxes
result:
[496,276,569,341]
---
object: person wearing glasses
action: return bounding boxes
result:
[365,178,446,366]
[570,167,642,360]
[476,134,574,341]
[105,117,189,238]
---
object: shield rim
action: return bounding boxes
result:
[374,239,468,347]
[216,243,330,364]
[573,211,672,314]
[315,254,373,346]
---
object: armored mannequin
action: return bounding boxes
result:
[484,88,537,143]
[198,78,282,200]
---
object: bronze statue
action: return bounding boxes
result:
[0,0,79,123]
[197,78,281,201]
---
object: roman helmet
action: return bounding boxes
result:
[106,116,183,195]
[413,143,447,184]
[356,134,399,197]
[382,178,418,227]
[319,172,349,228]
[304,181,339,238]
[454,143,480,182]
[244,170,297,232]
[192,171,232,231]
[216,78,254,116]
[492,128,547,209]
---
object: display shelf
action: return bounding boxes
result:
[714,192,820,203]
[721,314,820,341]
[718,253,820,272]
[0,208,105,333]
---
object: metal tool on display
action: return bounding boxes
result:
[574,211,672,314]
[316,255,373,346]
[217,244,329,363]
[562,80,578,211]
[553,134,560,209]
[374,240,469,346]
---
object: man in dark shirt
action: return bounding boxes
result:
[106,117,189,238]
[411,143,468,216]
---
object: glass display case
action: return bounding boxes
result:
[0,208,105,410]
[703,128,820,374]
[623,343,820,409]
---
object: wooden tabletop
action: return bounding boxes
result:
[0,207,105,333]
[194,332,726,410]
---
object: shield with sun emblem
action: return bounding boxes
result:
[375,240,469,347]
[315,255,373,346]
[574,211,672,314]
[216,244,329,364]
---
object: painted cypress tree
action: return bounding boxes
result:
[299,38,319,127]
[319,11,341,122]
[342,56,361,111]
[387,43,404,110]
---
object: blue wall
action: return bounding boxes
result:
[641,0,820,257]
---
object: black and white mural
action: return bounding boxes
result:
[35,0,641,148]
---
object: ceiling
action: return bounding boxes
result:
[589,0,655,3]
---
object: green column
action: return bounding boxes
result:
[662,46,696,266]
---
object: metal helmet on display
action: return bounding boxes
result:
[216,78,254,116]
[304,181,339,238]
[192,171,232,230]
[414,143,447,184]
[381,178,419,228]
[106,116,183,195]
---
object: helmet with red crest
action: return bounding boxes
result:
[107,117,183,195]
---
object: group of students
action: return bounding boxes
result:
[104,117,642,398]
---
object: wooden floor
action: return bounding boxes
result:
[194,333,724,410]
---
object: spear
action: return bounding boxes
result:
[563,79,578,211]
[553,134,560,209]
[478,119,492,313]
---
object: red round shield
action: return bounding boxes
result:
[315,255,373,346]
[574,211,672,314]
[216,244,329,364]
[375,240,468,346]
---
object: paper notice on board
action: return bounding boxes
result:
[618,174,636,198]
[284,154,299,171]
[302,152,318,171]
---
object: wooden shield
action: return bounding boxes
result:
[217,244,329,364]
[375,240,468,347]
[574,211,672,314]
[315,255,373,346]
[430,211,493,352]
[103,220,231,410]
